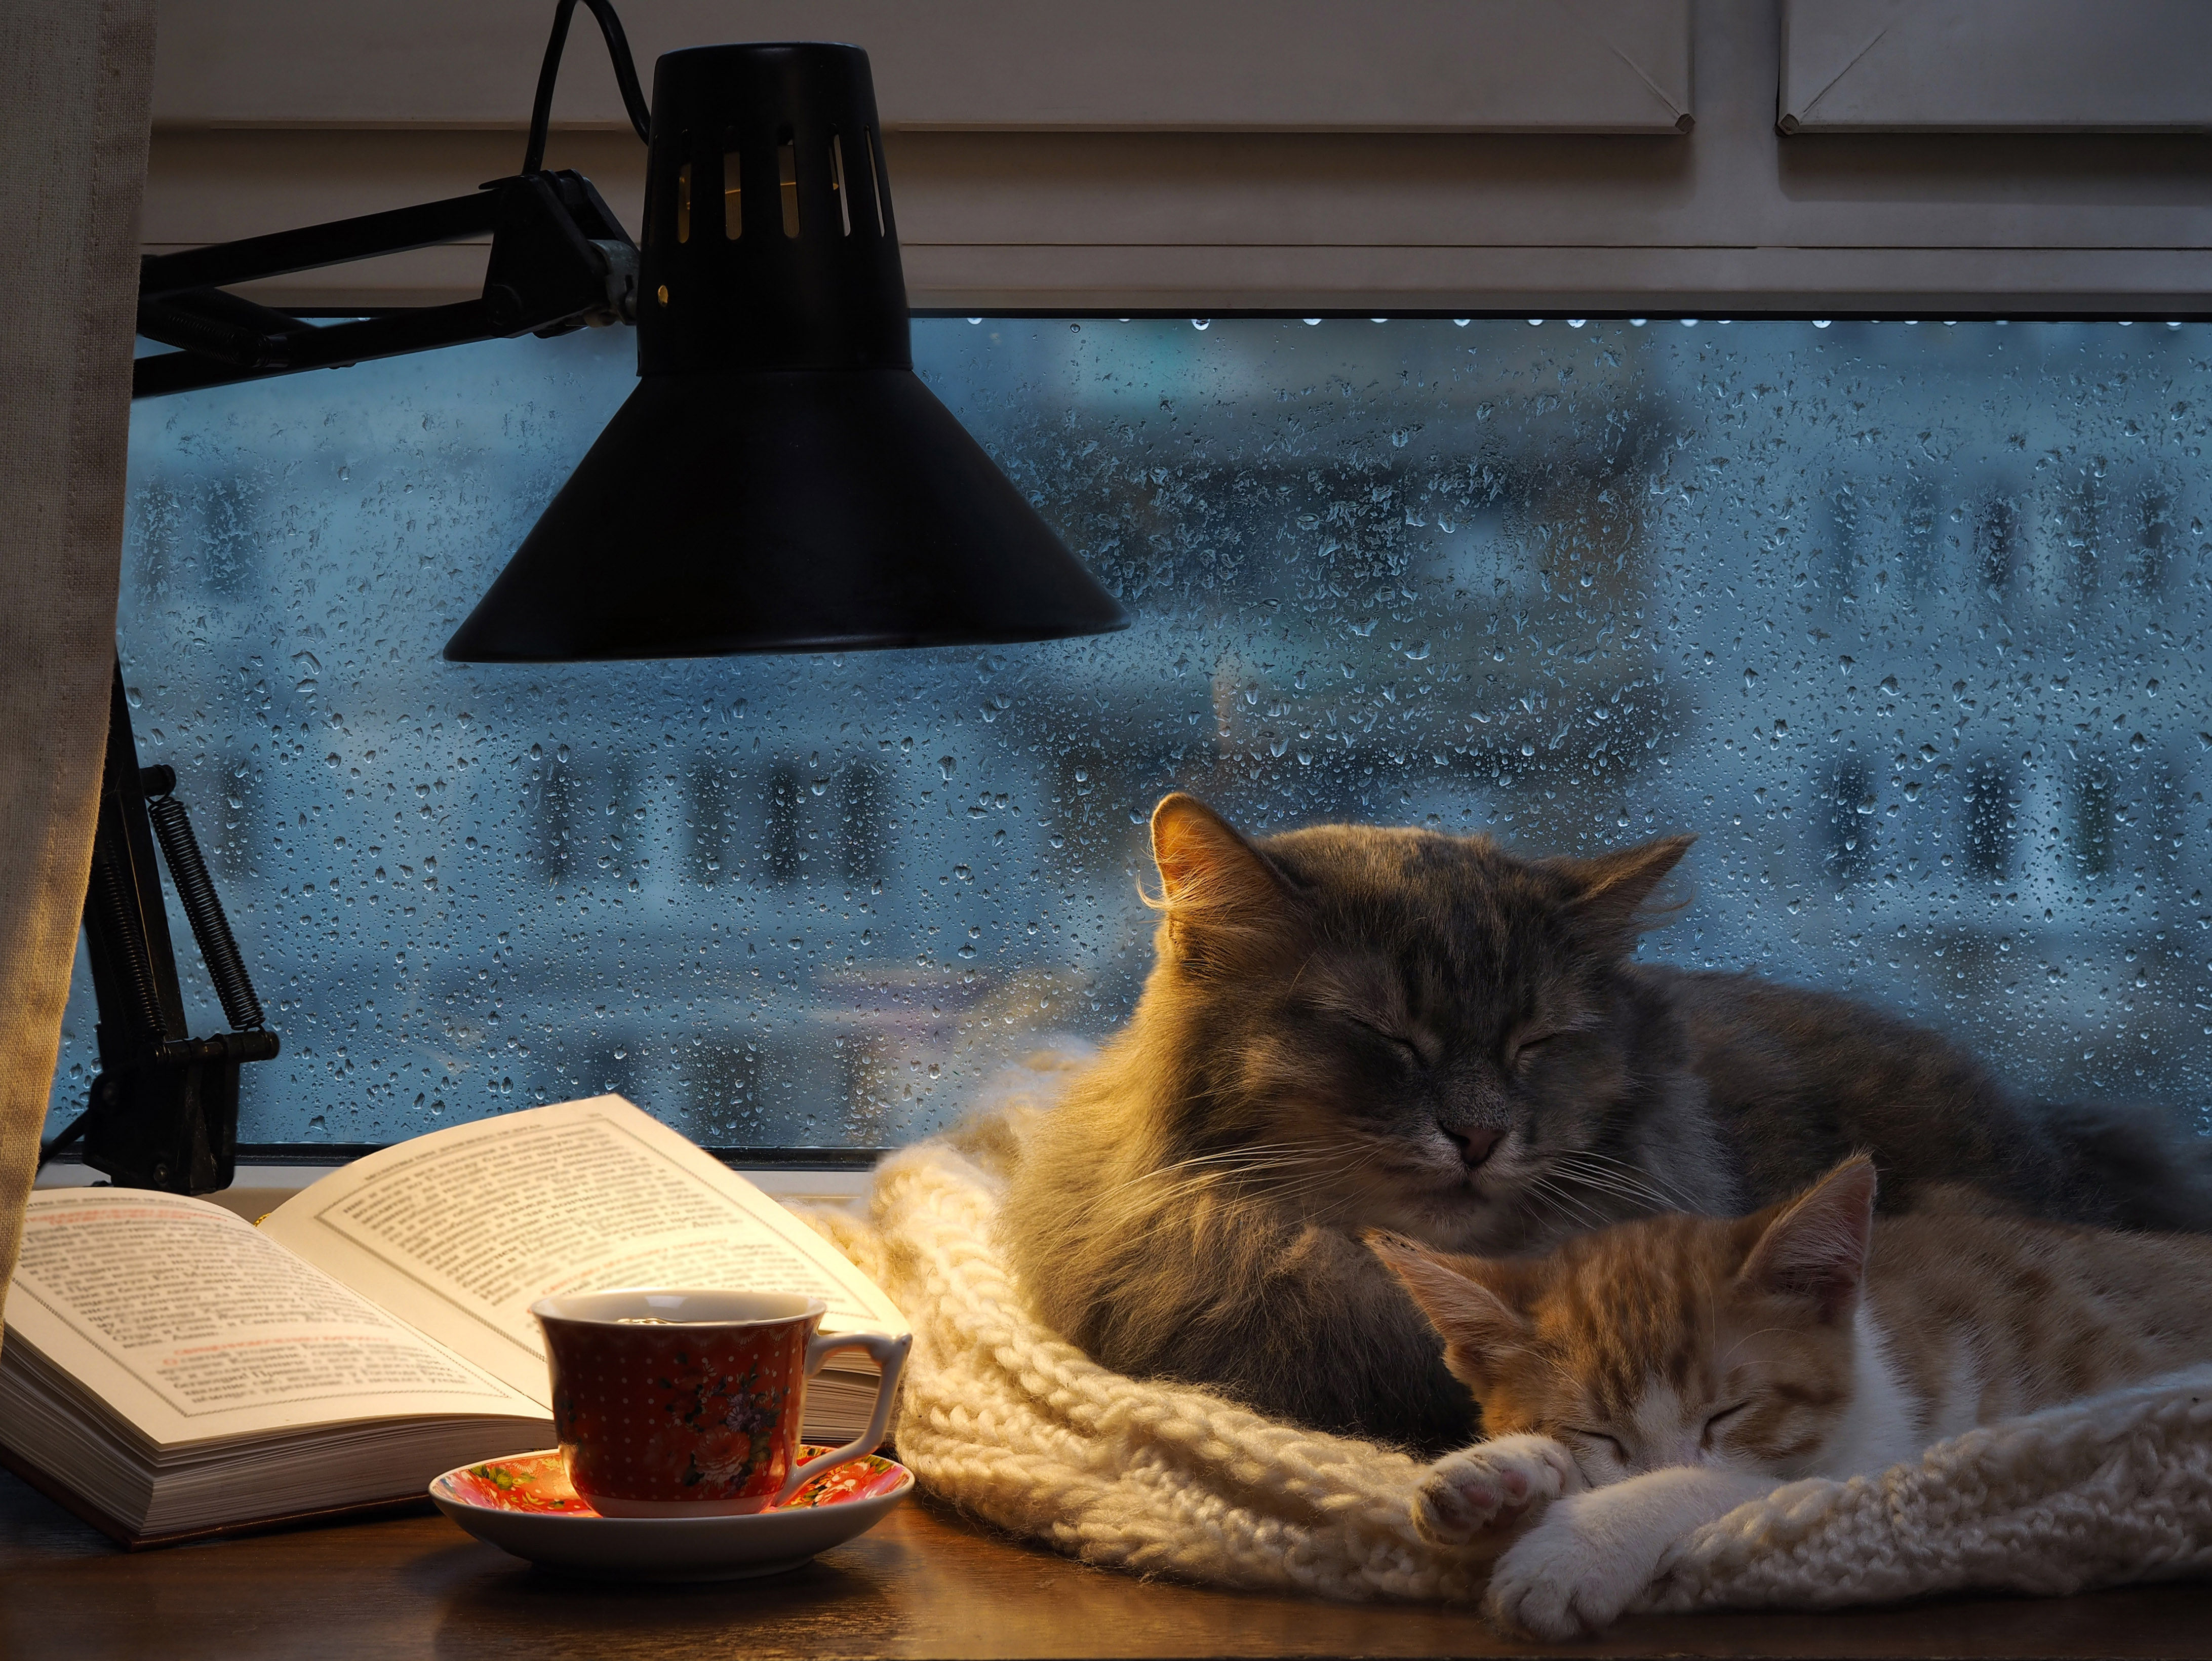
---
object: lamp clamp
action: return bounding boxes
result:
[40,667,279,1193]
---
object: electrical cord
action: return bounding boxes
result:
[522,0,652,175]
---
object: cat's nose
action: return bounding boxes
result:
[1448,1126,1504,1169]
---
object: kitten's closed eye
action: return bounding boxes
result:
[1700,1402,1749,1446]
[1559,1426,1626,1466]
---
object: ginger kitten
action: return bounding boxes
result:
[1371,1159,2212,1637]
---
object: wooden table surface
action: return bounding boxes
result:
[7,1469,2212,1660]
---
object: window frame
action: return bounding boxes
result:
[143,1,2212,318]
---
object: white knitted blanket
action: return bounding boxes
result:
[800,1116,1497,1602]
[1645,1366,2212,1613]
[802,1077,2212,1617]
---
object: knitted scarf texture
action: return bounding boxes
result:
[800,1056,2212,1618]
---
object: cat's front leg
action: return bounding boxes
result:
[1483,1466,1772,1639]
[1414,1433,1584,1545]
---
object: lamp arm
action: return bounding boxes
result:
[139,192,501,303]
[132,170,639,401]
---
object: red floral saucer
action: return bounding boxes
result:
[430,1445,913,1579]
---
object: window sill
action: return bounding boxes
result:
[29,1158,871,1208]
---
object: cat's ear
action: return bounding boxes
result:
[1736,1155,1877,1324]
[1557,834,1695,956]
[1365,1231,1529,1391]
[1149,794,1289,956]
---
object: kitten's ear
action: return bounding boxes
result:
[1365,1231,1529,1391]
[1737,1155,1878,1324]
[1149,794,1289,956]
[1558,834,1695,956]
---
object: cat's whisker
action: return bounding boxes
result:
[1262,1139,1405,1223]
[1097,1166,1321,1217]
[1545,1155,1686,1217]
[1549,1172,1672,1219]
[1559,1148,1668,1177]
[1091,1144,1382,1222]
[1551,1146,1685,1185]
[1241,1172,1347,1205]
[1523,1174,1609,1234]
[1097,1143,1344,1193]
[1553,1149,1703,1211]
[1518,1190,1583,1245]
[1137,1158,1336,1195]
[1265,1158,1393,1211]
[1551,1157,1677,1200]
[1547,1186,1616,1233]
[1188,1149,1358,1183]
[1508,1172,1575,1230]
[1137,1141,1328,1173]
[1546,1162,1661,1202]
[1548,1148,1682,1197]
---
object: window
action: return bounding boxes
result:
[51,317,2212,1154]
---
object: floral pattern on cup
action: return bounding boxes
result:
[549,1321,807,1507]
[531,1289,911,1519]
[433,1447,908,1519]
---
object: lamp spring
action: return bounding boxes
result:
[145,791,265,1033]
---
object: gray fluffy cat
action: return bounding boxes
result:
[999,795,2212,1454]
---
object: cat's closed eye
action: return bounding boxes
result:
[1351,1017,1425,1066]
[1700,1402,1750,1447]
[1508,1031,1561,1070]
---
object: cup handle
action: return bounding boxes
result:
[772,1329,913,1506]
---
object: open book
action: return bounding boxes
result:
[0,1096,904,1547]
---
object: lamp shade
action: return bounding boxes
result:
[444,43,1128,662]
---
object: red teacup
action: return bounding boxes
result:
[530,1288,910,1518]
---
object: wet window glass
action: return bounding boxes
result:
[53,318,2212,1150]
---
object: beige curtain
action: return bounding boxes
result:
[0,0,158,1343]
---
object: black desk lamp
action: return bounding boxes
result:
[44,0,1127,1192]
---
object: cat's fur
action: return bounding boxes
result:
[1371,1159,2212,1637]
[998,793,2212,1454]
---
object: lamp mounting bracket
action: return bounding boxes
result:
[41,665,280,1193]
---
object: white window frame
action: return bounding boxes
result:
[145,1,2212,325]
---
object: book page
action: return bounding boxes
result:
[261,1096,905,1405]
[1,1191,545,1450]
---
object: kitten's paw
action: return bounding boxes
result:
[1482,1493,1650,1640]
[1413,1433,1582,1546]
[1480,1468,1765,1639]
